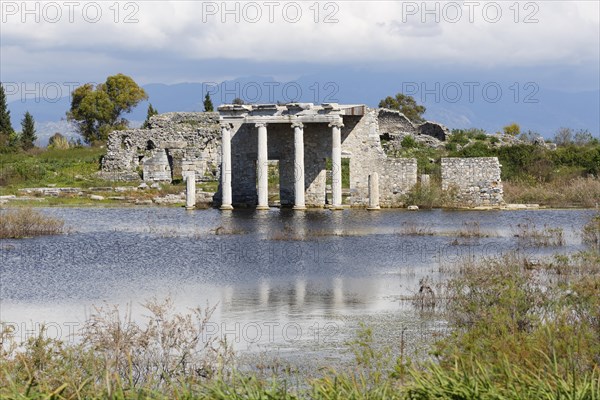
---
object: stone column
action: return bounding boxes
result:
[421,174,431,188]
[292,121,306,210]
[220,123,233,210]
[367,173,380,210]
[329,120,344,209]
[256,122,269,210]
[186,172,196,210]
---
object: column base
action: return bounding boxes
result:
[367,206,381,211]
[256,205,270,210]
[329,205,344,210]
[185,206,196,211]
[293,205,307,210]
[220,204,234,210]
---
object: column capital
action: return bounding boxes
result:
[255,122,268,129]
[291,121,304,129]
[220,122,233,130]
[328,120,344,129]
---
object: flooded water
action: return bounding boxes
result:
[0,207,595,369]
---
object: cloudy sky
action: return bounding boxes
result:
[1,0,599,135]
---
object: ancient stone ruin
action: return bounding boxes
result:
[101,112,221,183]
[101,104,504,209]
[441,157,504,207]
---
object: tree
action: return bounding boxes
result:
[0,83,15,149]
[553,127,572,146]
[67,74,148,144]
[573,129,597,146]
[503,123,520,136]
[204,93,214,112]
[20,111,37,150]
[48,132,69,149]
[142,103,158,129]
[232,97,245,105]
[378,93,426,123]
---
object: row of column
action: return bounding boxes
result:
[220,119,344,210]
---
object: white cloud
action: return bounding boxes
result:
[1,1,598,79]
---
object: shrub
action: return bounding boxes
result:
[583,213,600,250]
[401,135,418,149]
[0,208,64,238]
[449,130,469,145]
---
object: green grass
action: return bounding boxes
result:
[0,147,117,194]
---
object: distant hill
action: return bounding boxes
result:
[8,74,599,146]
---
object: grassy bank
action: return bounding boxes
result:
[0,147,110,192]
[504,177,600,207]
[2,215,598,398]
[2,141,600,208]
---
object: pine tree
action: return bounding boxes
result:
[20,111,37,150]
[0,83,15,148]
[142,103,158,129]
[203,93,214,112]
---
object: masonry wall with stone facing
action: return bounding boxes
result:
[441,157,504,206]
[100,112,221,182]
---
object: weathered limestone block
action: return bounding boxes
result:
[142,150,172,182]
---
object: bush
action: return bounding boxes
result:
[452,141,494,158]
[0,208,64,238]
[449,130,469,145]
[583,213,600,250]
[401,135,418,149]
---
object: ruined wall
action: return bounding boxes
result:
[101,112,221,182]
[341,110,416,207]
[101,109,499,209]
[441,157,504,206]
[222,108,417,208]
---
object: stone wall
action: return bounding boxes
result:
[101,112,221,182]
[441,157,504,206]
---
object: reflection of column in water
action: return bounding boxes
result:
[253,208,272,238]
[259,280,270,306]
[330,209,344,236]
[290,210,308,239]
[332,276,344,308]
[294,278,306,306]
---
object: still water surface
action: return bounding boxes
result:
[0,207,594,366]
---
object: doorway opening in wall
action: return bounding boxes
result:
[166,150,182,184]
[256,160,281,206]
[325,157,350,204]
[268,160,280,206]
